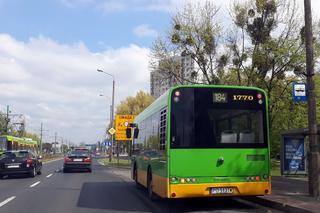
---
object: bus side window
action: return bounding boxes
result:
[159,108,167,150]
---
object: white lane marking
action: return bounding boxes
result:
[0,196,16,208]
[46,174,53,178]
[98,161,105,166]
[29,181,41,188]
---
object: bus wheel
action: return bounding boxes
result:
[147,170,157,201]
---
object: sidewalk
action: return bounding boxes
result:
[248,176,320,213]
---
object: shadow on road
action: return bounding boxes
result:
[0,174,34,179]
[77,182,150,212]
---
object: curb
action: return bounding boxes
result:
[244,196,316,213]
[97,160,131,170]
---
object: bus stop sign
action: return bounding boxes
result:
[292,82,307,102]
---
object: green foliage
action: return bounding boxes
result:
[24,132,40,142]
[0,113,7,135]
[150,1,226,84]
[116,91,155,115]
[149,0,320,158]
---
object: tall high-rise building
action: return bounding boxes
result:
[150,55,195,98]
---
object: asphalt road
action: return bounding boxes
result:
[0,159,283,213]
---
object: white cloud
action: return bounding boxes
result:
[0,34,150,144]
[133,24,158,38]
[98,0,127,13]
[59,0,320,18]
[61,0,95,8]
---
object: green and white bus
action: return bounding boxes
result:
[131,85,271,199]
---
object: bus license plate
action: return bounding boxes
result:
[210,187,234,194]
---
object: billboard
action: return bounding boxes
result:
[282,137,307,175]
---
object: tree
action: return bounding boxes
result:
[24,132,40,142]
[150,1,228,84]
[229,0,306,125]
[0,113,7,135]
[116,91,154,115]
[228,0,320,157]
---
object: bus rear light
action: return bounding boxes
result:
[263,174,268,180]
[171,177,177,182]
[250,176,255,181]
[257,93,262,99]
[180,178,185,183]
[174,91,181,97]
[255,176,260,181]
[191,178,196,182]
[186,178,190,182]
[171,192,176,198]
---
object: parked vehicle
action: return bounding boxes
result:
[63,148,92,173]
[0,150,42,178]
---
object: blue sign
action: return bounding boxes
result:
[292,82,307,102]
[283,137,306,174]
[102,141,111,146]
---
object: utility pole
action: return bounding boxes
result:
[304,0,320,198]
[5,105,10,134]
[37,123,48,156]
[54,132,57,155]
[40,123,43,156]
[110,78,115,163]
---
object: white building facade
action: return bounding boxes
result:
[150,55,195,98]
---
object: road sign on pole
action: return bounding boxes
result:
[115,115,136,141]
[292,82,307,102]
[108,127,116,135]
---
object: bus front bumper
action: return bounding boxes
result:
[169,181,271,198]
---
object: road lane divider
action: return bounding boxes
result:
[46,174,53,178]
[0,196,16,208]
[29,181,41,188]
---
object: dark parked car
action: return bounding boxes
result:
[0,150,42,178]
[63,148,92,173]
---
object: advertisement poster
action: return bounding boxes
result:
[283,137,306,175]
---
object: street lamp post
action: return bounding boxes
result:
[97,69,115,162]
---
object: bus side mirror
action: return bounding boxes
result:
[126,128,132,138]
[133,128,139,139]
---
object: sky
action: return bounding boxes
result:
[0,0,319,145]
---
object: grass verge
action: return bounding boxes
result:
[271,159,281,176]
[99,158,131,169]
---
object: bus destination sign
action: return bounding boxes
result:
[212,92,227,103]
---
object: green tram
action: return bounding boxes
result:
[131,85,271,199]
[0,135,38,154]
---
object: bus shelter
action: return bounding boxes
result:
[280,126,320,175]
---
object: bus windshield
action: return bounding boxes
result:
[170,87,268,148]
